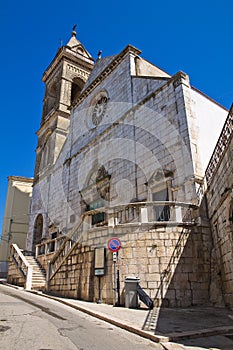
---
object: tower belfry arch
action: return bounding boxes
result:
[34,27,94,183]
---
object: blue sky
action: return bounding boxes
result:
[0,0,232,231]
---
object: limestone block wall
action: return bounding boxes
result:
[206,133,233,308]
[131,76,168,104]
[64,67,198,224]
[48,223,212,307]
[37,252,55,271]
[7,258,25,287]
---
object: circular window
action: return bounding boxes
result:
[92,96,108,126]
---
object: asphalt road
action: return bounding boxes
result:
[0,284,164,350]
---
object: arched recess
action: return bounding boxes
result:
[80,164,111,226]
[32,214,43,252]
[40,129,53,171]
[229,199,233,223]
[71,77,85,104]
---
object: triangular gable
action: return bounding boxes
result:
[66,35,93,60]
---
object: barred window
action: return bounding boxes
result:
[87,199,105,225]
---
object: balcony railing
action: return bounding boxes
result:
[205,104,233,186]
[36,201,198,259]
[86,200,198,226]
[34,201,198,284]
[36,235,67,256]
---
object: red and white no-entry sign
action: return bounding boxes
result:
[107,237,122,252]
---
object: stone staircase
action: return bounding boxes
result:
[24,256,46,290]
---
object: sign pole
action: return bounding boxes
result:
[107,237,122,307]
[97,276,101,304]
[113,252,117,306]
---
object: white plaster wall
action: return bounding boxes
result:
[190,89,228,173]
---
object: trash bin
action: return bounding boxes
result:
[124,276,140,308]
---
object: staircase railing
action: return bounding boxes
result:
[48,215,85,281]
[9,244,33,290]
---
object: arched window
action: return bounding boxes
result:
[80,165,110,226]
[71,78,85,104]
[44,81,57,118]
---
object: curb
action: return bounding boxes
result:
[31,291,170,344]
[2,281,233,348]
[0,280,169,343]
[168,325,233,341]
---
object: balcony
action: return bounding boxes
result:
[35,201,198,260]
[85,200,198,227]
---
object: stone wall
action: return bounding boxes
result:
[48,222,212,307]
[7,258,25,287]
[206,128,233,308]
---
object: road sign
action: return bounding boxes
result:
[107,237,122,252]
[95,268,105,276]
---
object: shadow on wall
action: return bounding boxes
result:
[142,220,216,334]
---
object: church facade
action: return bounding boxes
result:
[10,29,232,308]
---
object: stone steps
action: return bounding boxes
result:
[25,256,46,290]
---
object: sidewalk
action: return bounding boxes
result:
[2,279,233,350]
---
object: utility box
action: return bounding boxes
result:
[124,276,140,308]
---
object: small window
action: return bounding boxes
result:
[87,199,105,225]
[153,188,170,221]
[48,232,57,253]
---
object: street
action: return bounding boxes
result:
[0,284,164,350]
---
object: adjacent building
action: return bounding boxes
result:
[0,176,33,277]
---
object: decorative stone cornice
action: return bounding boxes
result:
[147,169,173,186]
[42,47,94,83]
[8,176,33,183]
[66,63,90,80]
[172,71,190,88]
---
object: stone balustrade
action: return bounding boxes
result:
[36,235,67,257]
[206,105,233,186]
[36,201,198,271]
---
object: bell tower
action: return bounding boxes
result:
[34,27,94,183]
